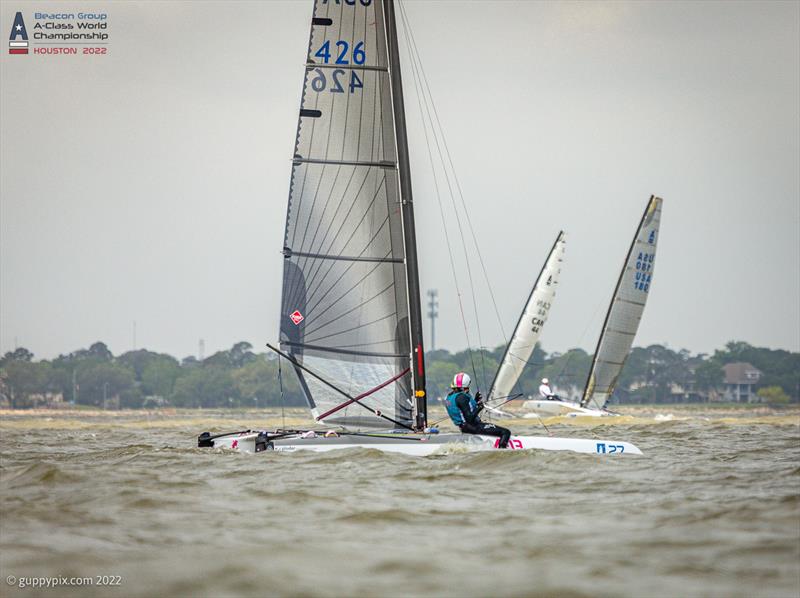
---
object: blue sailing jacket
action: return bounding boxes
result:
[445,390,480,427]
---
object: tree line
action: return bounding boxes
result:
[0,340,797,409]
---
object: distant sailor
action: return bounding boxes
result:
[539,378,558,401]
[445,372,511,448]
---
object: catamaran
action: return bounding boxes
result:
[523,195,663,417]
[198,0,642,456]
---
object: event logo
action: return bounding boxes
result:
[8,12,28,55]
[6,11,111,57]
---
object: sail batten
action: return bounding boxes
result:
[306,63,390,73]
[279,0,420,430]
[292,158,397,168]
[580,196,663,410]
[606,329,637,337]
[281,341,406,359]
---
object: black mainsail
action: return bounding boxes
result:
[279,0,426,430]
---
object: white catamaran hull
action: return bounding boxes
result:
[522,399,611,417]
[204,431,640,456]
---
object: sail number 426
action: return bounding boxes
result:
[311,69,363,94]
[314,40,366,65]
[311,40,367,94]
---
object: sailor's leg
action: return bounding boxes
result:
[493,424,511,448]
[459,423,474,435]
[497,425,511,448]
[475,422,511,448]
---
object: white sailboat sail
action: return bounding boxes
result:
[581,196,663,410]
[488,232,565,401]
[280,0,419,429]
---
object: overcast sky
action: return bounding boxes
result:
[1,0,798,361]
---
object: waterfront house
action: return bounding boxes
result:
[722,362,762,402]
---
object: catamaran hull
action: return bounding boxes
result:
[202,431,641,456]
[523,399,610,417]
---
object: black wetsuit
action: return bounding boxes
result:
[447,390,511,448]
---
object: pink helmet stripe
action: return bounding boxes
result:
[455,373,464,387]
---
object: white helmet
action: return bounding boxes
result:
[541,378,549,384]
[451,372,471,389]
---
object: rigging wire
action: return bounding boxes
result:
[397,1,488,388]
[397,1,510,360]
[528,409,554,437]
[553,296,606,397]
[398,4,569,431]
[396,1,481,388]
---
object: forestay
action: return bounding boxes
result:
[280,0,414,429]
[488,232,566,400]
[581,196,663,410]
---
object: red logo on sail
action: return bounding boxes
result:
[290,310,304,325]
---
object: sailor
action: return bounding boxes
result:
[445,372,511,448]
[539,378,558,401]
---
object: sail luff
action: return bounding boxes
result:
[383,0,427,429]
[580,195,662,409]
[488,231,566,401]
[279,0,324,414]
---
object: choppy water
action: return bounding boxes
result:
[1,407,798,598]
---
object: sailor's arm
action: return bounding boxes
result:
[474,392,484,413]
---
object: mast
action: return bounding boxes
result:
[581,195,658,408]
[383,0,427,429]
